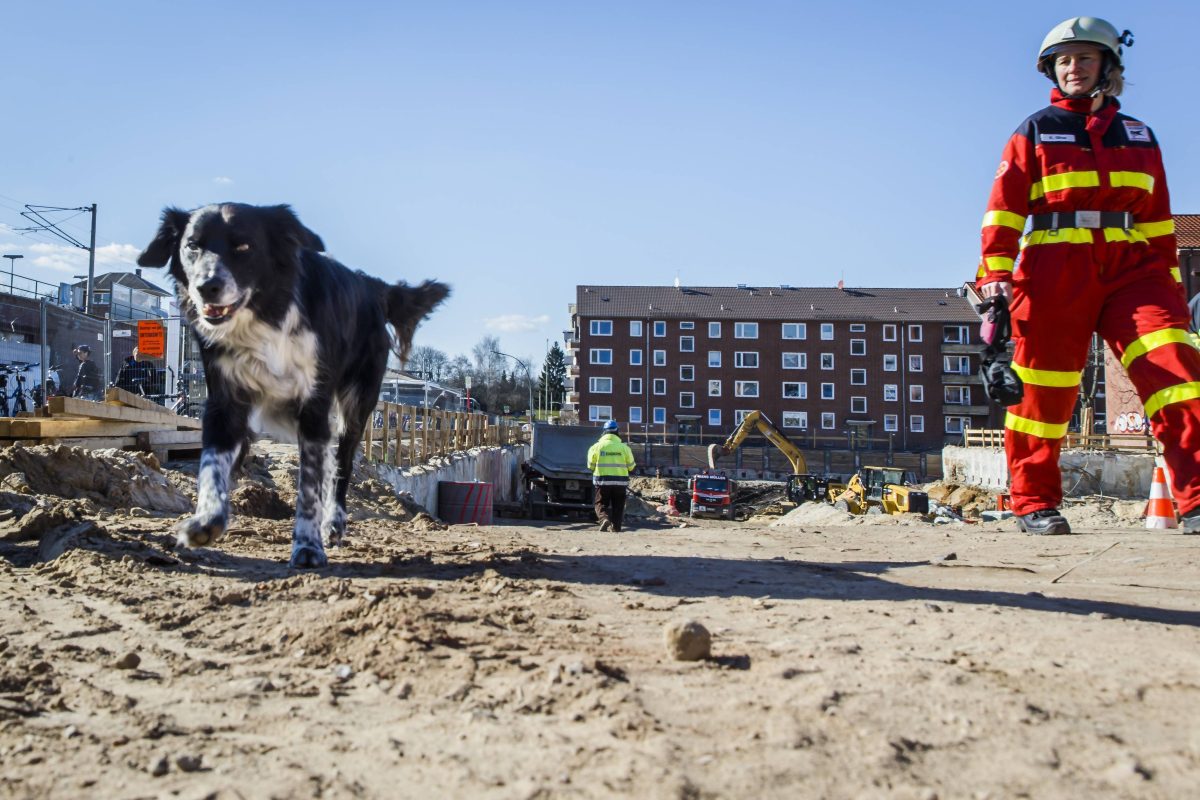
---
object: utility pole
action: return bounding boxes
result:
[86,204,97,314]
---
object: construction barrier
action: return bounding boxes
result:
[1145,466,1177,530]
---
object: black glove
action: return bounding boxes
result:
[976,295,1024,407]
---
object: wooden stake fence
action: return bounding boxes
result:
[360,402,524,467]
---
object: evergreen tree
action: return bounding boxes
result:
[537,343,567,416]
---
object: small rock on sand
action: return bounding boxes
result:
[114,652,141,670]
[664,619,712,661]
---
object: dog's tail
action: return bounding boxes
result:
[386,280,451,363]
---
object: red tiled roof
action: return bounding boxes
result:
[1177,214,1200,249]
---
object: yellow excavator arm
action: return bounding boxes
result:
[707,410,807,474]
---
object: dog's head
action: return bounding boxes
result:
[137,203,324,328]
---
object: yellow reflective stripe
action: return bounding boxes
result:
[1005,411,1069,439]
[1023,228,1094,246]
[1109,171,1155,192]
[984,256,1014,273]
[1103,228,1148,244]
[1171,267,1182,283]
[1144,382,1200,419]
[1120,328,1195,369]
[1136,219,1175,238]
[982,210,1026,231]
[1012,364,1082,388]
[1029,171,1099,201]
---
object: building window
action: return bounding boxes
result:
[851,396,867,414]
[653,378,666,395]
[653,321,666,337]
[821,412,836,430]
[629,377,643,394]
[93,291,111,306]
[782,381,807,399]
[630,320,643,337]
[590,320,613,336]
[820,323,834,340]
[945,386,971,405]
[734,381,759,397]
[680,365,694,381]
[734,322,758,339]
[589,377,613,393]
[680,321,694,330]
[709,321,721,338]
[821,382,835,400]
[850,369,866,385]
[734,409,752,425]
[883,324,897,342]
[680,335,695,352]
[884,384,898,402]
[782,352,806,370]
[653,407,666,424]
[820,353,835,370]
[943,325,969,344]
[708,350,722,367]
[589,405,612,422]
[590,348,612,365]
[945,416,970,434]
[629,407,642,424]
[884,354,898,372]
[884,414,898,432]
[654,350,666,366]
[910,415,925,433]
[782,411,808,429]
[708,380,722,396]
[734,351,759,368]
[908,324,923,342]
[944,355,969,375]
[908,354,923,372]
[910,385,924,402]
[708,408,721,426]
[680,392,695,408]
[629,349,643,366]
[850,339,866,356]
[782,322,806,340]
[850,323,866,332]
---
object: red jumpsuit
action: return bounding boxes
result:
[978,89,1200,516]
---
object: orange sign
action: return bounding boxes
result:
[137,320,165,359]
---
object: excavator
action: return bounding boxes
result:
[706,410,828,504]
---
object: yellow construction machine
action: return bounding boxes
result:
[829,466,929,515]
[706,411,828,503]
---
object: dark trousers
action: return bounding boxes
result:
[593,484,627,532]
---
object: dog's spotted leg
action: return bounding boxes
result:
[291,435,330,569]
[320,443,346,548]
[179,444,241,548]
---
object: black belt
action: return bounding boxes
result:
[1029,211,1134,231]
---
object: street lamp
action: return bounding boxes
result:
[3,254,22,295]
[492,350,534,426]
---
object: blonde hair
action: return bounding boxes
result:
[1101,66,1125,97]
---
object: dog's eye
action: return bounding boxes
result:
[234,243,252,254]
[185,240,200,251]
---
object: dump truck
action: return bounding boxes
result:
[521,423,601,519]
[688,471,736,520]
[830,466,929,515]
[707,410,826,504]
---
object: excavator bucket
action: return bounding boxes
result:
[706,443,723,470]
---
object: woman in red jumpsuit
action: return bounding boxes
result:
[977,16,1200,535]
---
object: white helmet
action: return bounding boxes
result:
[1037,16,1133,80]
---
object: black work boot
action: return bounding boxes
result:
[1182,508,1200,535]
[1017,508,1072,535]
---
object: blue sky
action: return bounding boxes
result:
[2,1,1196,371]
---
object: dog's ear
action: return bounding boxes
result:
[263,205,325,253]
[137,207,190,267]
[386,280,450,363]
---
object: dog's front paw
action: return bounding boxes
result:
[289,543,328,569]
[323,507,348,548]
[176,515,227,548]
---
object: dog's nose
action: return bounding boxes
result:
[198,278,225,303]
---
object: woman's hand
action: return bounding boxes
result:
[979,281,1013,303]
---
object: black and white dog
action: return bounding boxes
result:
[137,203,449,568]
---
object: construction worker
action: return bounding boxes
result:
[71,344,103,402]
[977,17,1200,535]
[587,419,636,532]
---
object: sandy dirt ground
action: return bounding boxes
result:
[2,444,1199,800]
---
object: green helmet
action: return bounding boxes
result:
[1037,16,1133,78]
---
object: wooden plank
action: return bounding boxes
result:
[48,396,201,430]
[105,386,170,413]
[136,430,204,447]
[7,419,184,438]
[9,436,137,450]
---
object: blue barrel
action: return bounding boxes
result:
[437,481,494,525]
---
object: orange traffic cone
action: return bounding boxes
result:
[1145,466,1178,530]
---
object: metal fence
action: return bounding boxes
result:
[0,297,205,418]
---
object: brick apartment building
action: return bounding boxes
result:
[565,284,994,452]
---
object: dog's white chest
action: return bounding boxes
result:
[209,305,320,406]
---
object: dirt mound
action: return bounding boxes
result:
[629,476,685,502]
[925,481,998,516]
